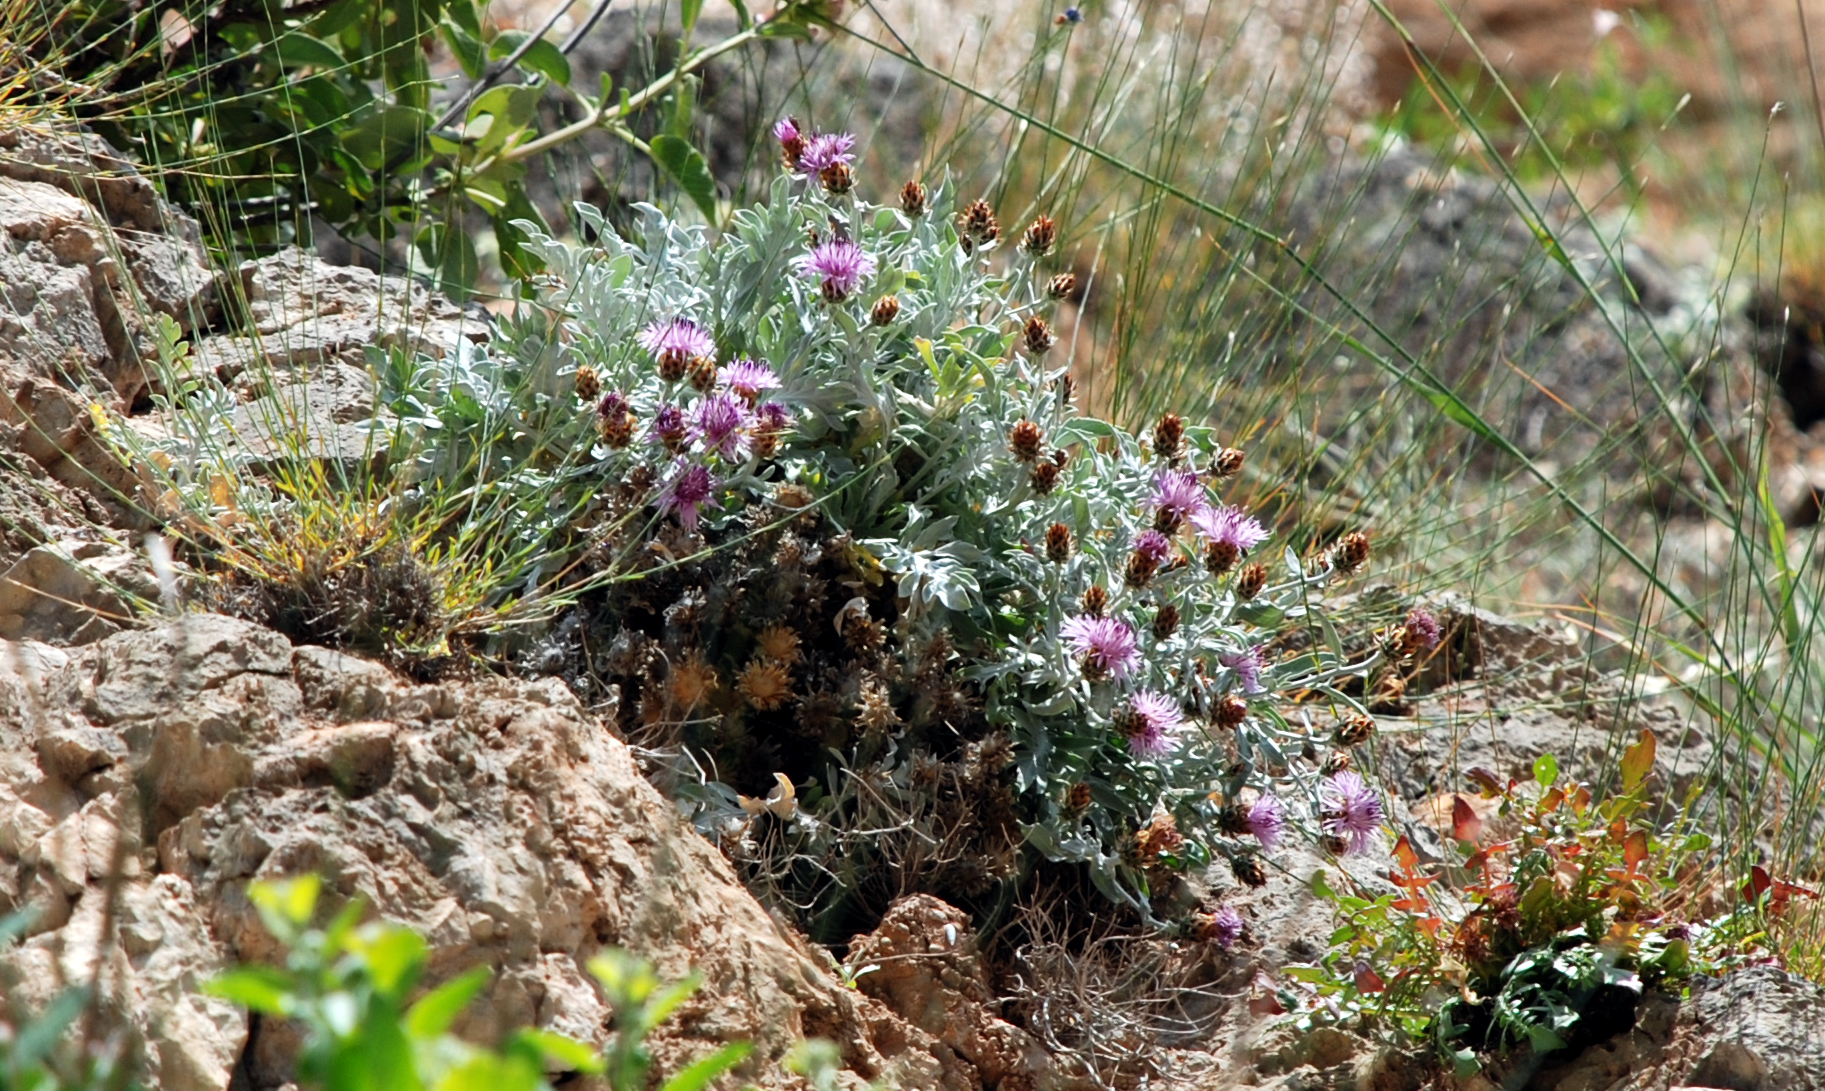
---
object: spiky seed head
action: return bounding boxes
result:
[1154,413,1185,461]
[962,199,999,243]
[757,624,801,665]
[1135,813,1184,860]
[1023,315,1055,355]
[1045,522,1073,564]
[1124,552,1159,589]
[857,677,901,732]
[1081,584,1108,618]
[1065,781,1092,813]
[1231,854,1269,888]
[1030,460,1060,495]
[1217,803,1251,836]
[1048,272,1079,300]
[599,406,636,449]
[1009,419,1045,462]
[1333,531,1371,575]
[819,161,854,195]
[871,295,900,326]
[1320,750,1353,777]
[670,653,718,711]
[1022,214,1057,255]
[901,180,927,217]
[1235,562,1267,600]
[688,357,718,392]
[1205,540,1240,576]
[737,659,793,710]
[1320,834,1350,856]
[1213,446,1245,477]
[1214,694,1249,727]
[574,365,601,402]
[1152,603,1180,641]
[1369,672,1407,713]
[1336,715,1375,747]
[845,616,886,656]
[658,354,688,383]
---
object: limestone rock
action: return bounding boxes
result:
[0,539,156,644]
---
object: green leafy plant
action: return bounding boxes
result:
[206,876,749,1091]
[1289,734,1720,1075]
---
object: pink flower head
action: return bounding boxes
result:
[799,132,856,173]
[650,404,687,449]
[1122,691,1184,757]
[1247,794,1286,852]
[661,461,717,532]
[1133,529,1173,566]
[717,358,781,402]
[638,317,714,367]
[1404,608,1442,651]
[1220,646,1265,695]
[772,117,802,145]
[756,402,792,432]
[1152,470,1210,526]
[1319,771,1385,856]
[1192,505,1269,554]
[1209,905,1244,949]
[596,390,630,421]
[794,239,877,302]
[1061,615,1140,681]
[690,392,755,460]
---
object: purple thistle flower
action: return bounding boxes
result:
[638,317,714,366]
[596,390,630,420]
[1404,607,1442,651]
[661,462,717,532]
[756,402,792,431]
[1133,529,1173,566]
[1192,505,1270,554]
[718,358,781,402]
[794,239,877,302]
[1123,691,1184,757]
[1248,794,1286,852]
[1061,615,1141,681]
[798,132,856,173]
[1152,470,1210,526]
[689,392,755,460]
[1210,905,1244,949]
[1220,646,1266,695]
[1319,771,1385,856]
[650,404,687,449]
[772,117,802,145]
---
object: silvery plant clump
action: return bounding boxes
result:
[379,122,1425,932]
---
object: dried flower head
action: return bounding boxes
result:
[1319,771,1385,855]
[1133,812,1184,860]
[1400,607,1442,654]
[1009,419,1045,462]
[795,239,877,303]
[737,658,793,710]
[845,616,886,657]
[1021,215,1057,255]
[1212,446,1245,478]
[1214,694,1249,727]
[900,180,927,217]
[1217,803,1252,836]
[757,624,801,665]
[1048,272,1079,301]
[857,676,901,732]
[774,483,815,510]
[1153,413,1185,461]
[1065,781,1093,814]
[1332,531,1371,575]
[961,199,999,244]
[1336,715,1375,747]
[1118,692,1184,757]
[1151,603,1180,641]
[640,317,715,378]
[1062,615,1140,681]
[718,359,781,402]
[669,652,718,711]
[1081,585,1108,618]
[573,364,601,402]
[1248,794,1286,851]
[1231,854,1269,888]
[1030,460,1060,495]
[1234,562,1267,600]
[1023,315,1055,355]
[1045,522,1073,564]
[871,295,900,326]
[1368,672,1407,714]
[660,461,716,532]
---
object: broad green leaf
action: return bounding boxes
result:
[660,1041,752,1091]
[206,967,295,1014]
[273,32,345,70]
[510,1028,604,1074]
[440,21,486,80]
[1533,753,1558,789]
[250,875,321,936]
[490,31,571,86]
[356,924,428,996]
[680,0,704,40]
[406,966,491,1036]
[649,134,718,222]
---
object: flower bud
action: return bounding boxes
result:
[1082,585,1108,618]
[1335,715,1375,747]
[1030,460,1060,495]
[1009,419,1045,462]
[1205,540,1240,576]
[1213,446,1245,477]
[1065,781,1092,813]
[1045,522,1073,564]
[689,357,718,393]
[1022,215,1057,255]
[1319,750,1353,777]
[1048,272,1079,300]
[962,199,999,244]
[574,364,601,402]
[1332,531,1370,575]
[1234,562,1266,600]
[1217,804,1251,836]
[1153,413,1185,461]
[901,180,927,217]
[1214,694,1248,727]
[1023,315,1055,355]
[1230,854,1269,888]
[871,295,900,326]
[1151,603,1180,640]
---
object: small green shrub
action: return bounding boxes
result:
[1288,733,1725,1075]
[206,876,750,1091]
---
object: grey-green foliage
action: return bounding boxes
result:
[376,150,1405,916]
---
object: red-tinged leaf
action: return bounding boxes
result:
[1571,785,1592,815]
[1354,963,1387,994]
[1620,729,1657,791]
[1623,830,1649,869]
[1452,795,1484,845]
[1466,767,1504,797]
[1776,879,1821,901]
[1608,817,1629,844]
[1463,848,1489,872]
[1392,834,1420,872]
[1743,864,1773,904]
[1541,787,1565,813]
